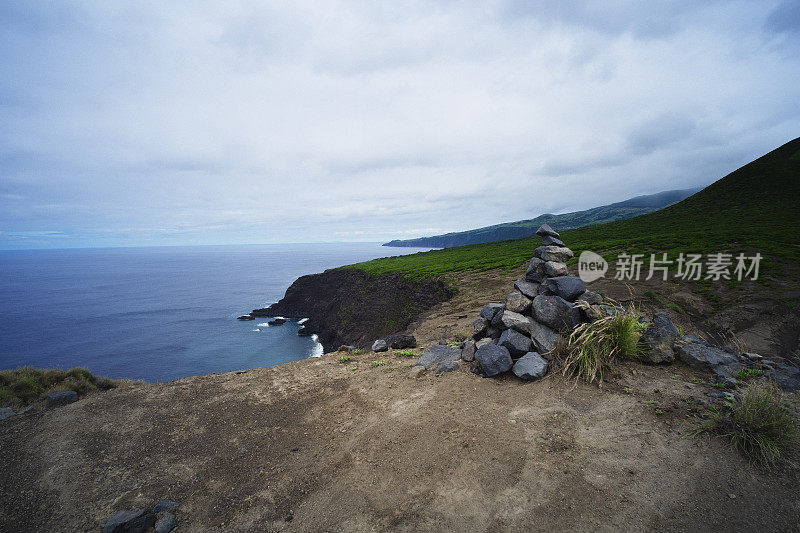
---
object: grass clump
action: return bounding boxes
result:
[396,350,417,357]
[734,368,764,380]
[337,356,354,364]
[0,366,116,409]
[695,382,800,466]
[372,361,388,367]
[560,309,643,385]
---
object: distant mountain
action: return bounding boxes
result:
[383,188,700,248]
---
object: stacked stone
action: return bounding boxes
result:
[464,224,602,380]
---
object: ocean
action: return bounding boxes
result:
[0,243,430,382]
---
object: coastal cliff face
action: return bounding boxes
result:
[251,269,455,351]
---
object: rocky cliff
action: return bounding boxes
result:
[250,269,455,352]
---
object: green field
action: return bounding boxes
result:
[344,137,800,280]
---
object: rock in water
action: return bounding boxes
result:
[297,326,312,336]
[543,261,568,277]
[531,295,582,332]
[461,339,477,362]
[236,314,255,321]
[46,390,78,408]
[415,345,461,370]
[528,319,561,354]
[536,224,559,238]
[505,291,532,314]
[514,279,540,299]
[534,246,574,263]
[513,352,549,380]
[525,258,547,283]
[641,312,679,364]
[498,328,533,358]
[674,336,742,378]
[545,276,586,302]
[500,310,530,334]
[102,509,156,533]
[386,333,417,349]
[474,344,513,377]
[372,339,388,352]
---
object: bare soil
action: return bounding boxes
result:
[1,269,799,532]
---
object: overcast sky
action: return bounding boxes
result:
[1,1,799,249]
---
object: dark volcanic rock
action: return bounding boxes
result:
[249,269,454,352]
[536,224,559,238]
[0,407,15,421]
[498,328,533,358]
[534,246,574,263]
[500,310,530,334]
[528,319,561,354]
[472,318,489,338]
[505,291,532,314]
[102,509,156,533]
[435,360,459,376]
[152,500,179,514]
[475,337,495,349]
[675,336,742,378]
[514,279,540,299]
[480,303,504,321]
[372,339,388,352]
[531,295,582,332]
[46,390,77,408]
[641,312,680,364]
[416,345,461,370]
[512,352,549,380]
[545,276,586,302]
[236,314,255,321]
[543,261,568,277]
[525,258,547,283]
[154,512,178,533]
[268,318,286,326]
[577,291,602,306]
[490,307,506,328]
[297,326,312,336]
[461,339,477,362]
[387,333,417,349]
[474,344,513,377]
[541,235,566,247]
[486,327,502,339]
[768,363,800,391]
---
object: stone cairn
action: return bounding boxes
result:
[461,224,603,380]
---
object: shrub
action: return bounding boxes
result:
[560,308,643,385]
[0,366,116,409]
[695,382,799,466]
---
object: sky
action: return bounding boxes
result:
[1,1,799,249]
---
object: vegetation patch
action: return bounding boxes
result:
[338,356,354,364]
[695,382,800,466]
[734,368,764,380]
[0,367,116,409]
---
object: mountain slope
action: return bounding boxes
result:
[383,188,699,248]
[350,136,800,279]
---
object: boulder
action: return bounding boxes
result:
[475,337,495,349]
[541,235,566,247]
[338,345,356,352]
[486,327,502,339]
[505,291,532,314]
[577,291,603,306]
[512,352,549,380]
[500,310,530,334]
[525,258,547,283]
[472,318,489,338]
[480,303,504,321]
[545,276,586,302]
[767,363,800,392]
[435,360,459,376]
[154,512,178,533]
[474,344,513,377]
[543,261,568,277]
[102,509,156,533]
[152,500,180,514]
[514,279,540,299]
[386,333,417,349]
[528,319,561,354]
[490,307,506,328]
[372,339,388,352]
[675,336,742,378]
[498,328,533,358]
[461,339,477,362]
[580,304,605,322]
[0,407,15,421]
[531,295,582,332]
[641,312,680,364]
[46,390,78,408]
[415,345,461,370]
[534,245,574,263]
[536,224,559,238]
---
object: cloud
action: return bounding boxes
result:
[1,0,799,249]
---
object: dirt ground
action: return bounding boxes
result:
[1,268,799,532]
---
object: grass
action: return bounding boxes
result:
[0,367,116,409]
[372,361,388,367]
[734,368,764,380]
[343,137,800,280]
[694,382,800,466]
[338,356,354,364]
[559,308,643,385]
[396,349,418,357]
[352,349,363,355]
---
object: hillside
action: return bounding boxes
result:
[350,136,800,279]
[383,188,698,248]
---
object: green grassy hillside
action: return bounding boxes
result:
[382,188,697,248]
[346,137,800,279]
